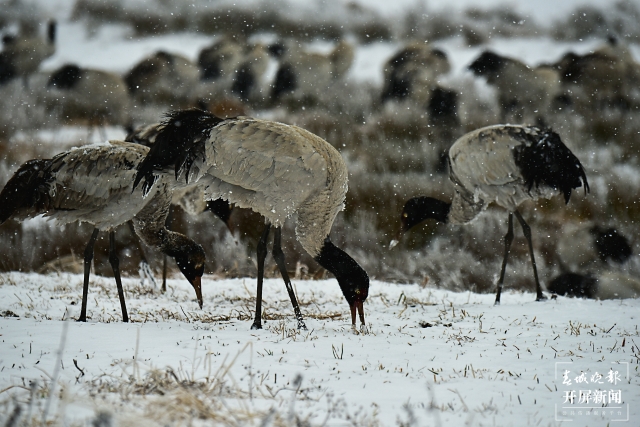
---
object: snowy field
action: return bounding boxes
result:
[1,272,639,426]
[2,0,640,425]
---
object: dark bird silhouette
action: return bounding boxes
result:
[197,36,245,81]
[550,37,640,113]
[393,125,589,304]
[230,44,269,103]
[134,109,369,330]
[549,271,640,300]
[557,224,632,271]
[0,142,206,322]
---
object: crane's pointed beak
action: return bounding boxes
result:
[192,276,203,309]
[389,229,404,249]
[350,300,365,327]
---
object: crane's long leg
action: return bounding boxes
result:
[161,206,174,293]
[514,210,546,301]
[127,221,156,288]
[251,224,271,330]
[272,228,307,330]
[79,229,100,322]
[495,213,514,305]
[108,231,129,322]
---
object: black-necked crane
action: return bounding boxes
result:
[46,64,131,137]
[551,36,640,113]
[230,43,270,103]
[381,41,450,106]
[198,36,245,81]
[126,121,234,228]
[392,124,589,304]
[125,50,199,107]
[126,121,234,291]
[468,50,562,124]
[0,20,56,86]
[556,223,632,271]
[270,39,355,103]
[134,109,369,330]
[0,142,206,322]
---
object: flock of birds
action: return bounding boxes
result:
[0,107,593,328]
[0,21,357,128]
[0,19,638,327]
[3,20,640,132]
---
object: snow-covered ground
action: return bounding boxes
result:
[1,272,638,426]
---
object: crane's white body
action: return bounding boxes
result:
[447,125,560,224]
[181,118,348,257]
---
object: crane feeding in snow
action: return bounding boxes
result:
[0,142,206,322]
[134,109,369,330]
[392,124,589,304]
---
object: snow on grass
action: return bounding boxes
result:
[0,272,638,426]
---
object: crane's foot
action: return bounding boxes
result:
[297,319,307,330]
[250,321,262,330]
[536,293,548,302]
[76,316,87,322]
[494,299,501,306]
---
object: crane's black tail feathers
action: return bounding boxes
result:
[133,108,224,195]
[0,159,52,224]
[513,127,589,204]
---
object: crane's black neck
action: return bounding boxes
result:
[158,229,205,308]
[401,196,451,232]
[314,238,369,307]
[206,198,233,225]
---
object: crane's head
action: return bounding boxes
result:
[166,238,206,309]
[402,196,450,231]
[314,238,369,329]
[468,51,506,77]
[390,196,451,249]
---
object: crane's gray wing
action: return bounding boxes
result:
[449,125,562,211]
[45,142,155,229]
[198,118,328,225]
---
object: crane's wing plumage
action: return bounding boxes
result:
[449,125,588,219]
[133,108,348,255]
[196,118,328,226]
[44,142,157,229]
